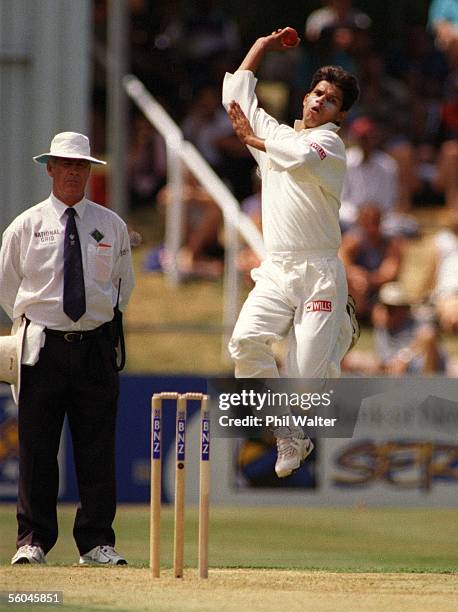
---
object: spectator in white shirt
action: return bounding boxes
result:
[425,214,458,333]
[340,116,418,237]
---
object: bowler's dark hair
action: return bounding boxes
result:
[309,66,360,111]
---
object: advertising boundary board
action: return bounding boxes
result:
[0,376,457,507]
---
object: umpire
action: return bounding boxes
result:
[0,132,134,565]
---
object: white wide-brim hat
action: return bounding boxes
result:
[0,317,26,401]
[33,132,106,165]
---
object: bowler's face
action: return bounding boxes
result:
[303,81,346,128]
[47,157,91,205]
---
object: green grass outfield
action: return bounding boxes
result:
[1,504,456,571]
[1,505,456,611]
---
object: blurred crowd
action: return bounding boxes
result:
[93,0,458,374]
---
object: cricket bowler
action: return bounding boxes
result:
[222,28,360,477]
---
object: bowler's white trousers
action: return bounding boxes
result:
[229,251,352,378]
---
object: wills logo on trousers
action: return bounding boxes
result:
[305,300,332,313]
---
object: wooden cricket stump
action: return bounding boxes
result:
[150,392,210,579]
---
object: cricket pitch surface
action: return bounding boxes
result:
[2,567,457,611]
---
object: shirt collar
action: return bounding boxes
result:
[50,193,88,220]
[294,120,340,133]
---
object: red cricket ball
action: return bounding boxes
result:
[282,28,299,47]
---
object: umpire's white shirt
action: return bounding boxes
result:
[0,194,134,364]
[223,70,346,253]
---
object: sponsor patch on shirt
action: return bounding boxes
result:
[34,229,60,243]
[305,300,332,313]
[310,141,327,160]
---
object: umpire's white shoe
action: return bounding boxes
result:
[11,545,46,565]
[275,430,314,478]
[346,294,360,352]
[79,545,127,566]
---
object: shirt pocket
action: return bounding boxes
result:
[87,244,113,282]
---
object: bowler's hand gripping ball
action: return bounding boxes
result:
[282,28,299,47]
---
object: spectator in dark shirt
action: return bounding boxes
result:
[340,204,403,319]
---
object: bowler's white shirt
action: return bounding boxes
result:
[222,70,346,253]
[0,194,134,353]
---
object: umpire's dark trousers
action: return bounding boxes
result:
[16,323,119,555]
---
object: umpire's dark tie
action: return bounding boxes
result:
[63,207,86,321]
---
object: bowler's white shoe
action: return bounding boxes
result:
[79,545,127,566]
[275,433,314,478]
[11,545,46,565]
